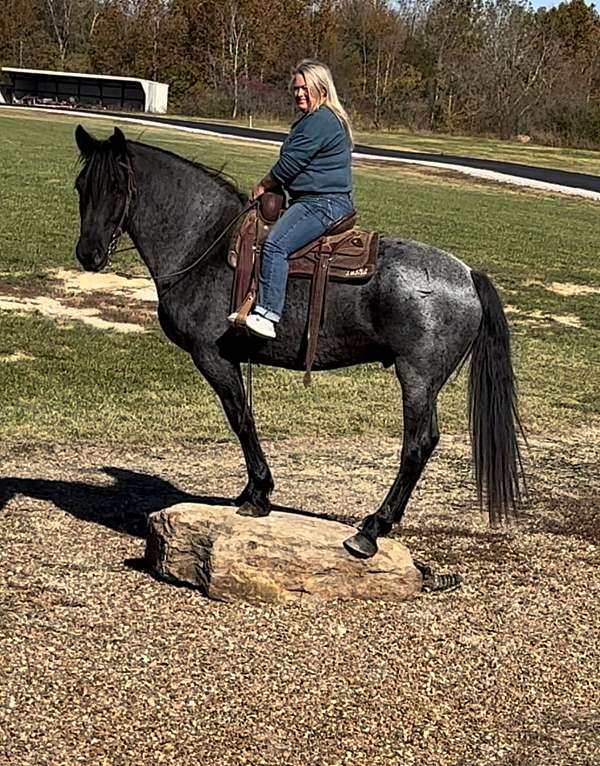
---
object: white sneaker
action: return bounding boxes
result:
[246,313,276,339]
[228,311,241,324]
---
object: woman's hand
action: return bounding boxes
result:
[251,173,278,200]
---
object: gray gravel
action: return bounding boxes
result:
[0,432,598,766]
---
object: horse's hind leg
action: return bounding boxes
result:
[193,349,273,516]
[344,364,441,559]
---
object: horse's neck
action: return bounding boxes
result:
[125,144,241,285]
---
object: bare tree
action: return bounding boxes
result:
[44,0,76,66]
[423,0,484,130]
[474,0,558,138]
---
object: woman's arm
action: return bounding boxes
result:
[269,115,325,188]
[253,110,330,197]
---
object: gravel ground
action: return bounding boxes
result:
[0,431,598,766]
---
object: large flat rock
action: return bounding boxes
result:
[145,504,422,603]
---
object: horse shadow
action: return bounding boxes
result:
[0,466,345,540]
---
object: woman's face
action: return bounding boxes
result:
[292,73,315,113]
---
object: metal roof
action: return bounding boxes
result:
[2,67,167,88]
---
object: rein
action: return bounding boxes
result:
[154,200,258,282]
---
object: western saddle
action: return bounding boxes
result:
[228,190,379,384]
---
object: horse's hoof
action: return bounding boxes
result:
[236,502,271,518]
[234,488,250,507]
[343,532,378,559]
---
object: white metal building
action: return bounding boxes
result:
[1,68,169,113]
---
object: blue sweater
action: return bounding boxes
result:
[270,106,352,196]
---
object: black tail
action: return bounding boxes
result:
[469,270,525,525]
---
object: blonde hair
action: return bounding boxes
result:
[291,59,354,146]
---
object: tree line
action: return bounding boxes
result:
[1,0,599,147]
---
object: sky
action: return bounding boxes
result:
[529,0,594,7]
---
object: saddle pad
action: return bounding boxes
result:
[288,228,379,281]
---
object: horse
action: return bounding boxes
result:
[74,124,524,560]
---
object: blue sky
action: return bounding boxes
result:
[529,0,594,7]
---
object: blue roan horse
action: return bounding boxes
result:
[74,125,524,560]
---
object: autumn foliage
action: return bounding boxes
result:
[1,0,599,146]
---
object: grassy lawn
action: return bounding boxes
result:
[0,109,598,446]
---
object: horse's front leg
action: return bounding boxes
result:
[192,349,273,517]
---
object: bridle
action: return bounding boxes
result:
[104,158,258,283]
[106,158,136,259]
[107,193,132,259]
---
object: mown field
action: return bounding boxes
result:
[0,108,598,446]
[1,109,599,766]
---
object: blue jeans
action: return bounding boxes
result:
[255,193,354,322]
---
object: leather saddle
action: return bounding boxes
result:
[228,190,379,384]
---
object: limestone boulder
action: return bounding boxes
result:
[145,503,422,604]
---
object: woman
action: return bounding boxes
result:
[234,59,354,339]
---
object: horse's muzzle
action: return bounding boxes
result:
[75,241,108,272]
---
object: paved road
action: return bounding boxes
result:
[4,104,599,195]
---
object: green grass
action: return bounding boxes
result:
[0,109,599,446]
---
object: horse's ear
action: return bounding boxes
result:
[75,124,97,159]
[110,126,127,158]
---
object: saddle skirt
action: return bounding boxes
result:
[228,191,380,384]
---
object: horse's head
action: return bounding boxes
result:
[74,125,133,272]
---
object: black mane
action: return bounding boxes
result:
[133,141,247,203]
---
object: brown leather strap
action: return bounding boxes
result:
[303,248,331,387]
[233,291,256,326]
[231,214,257,312]
[231,211,271,316]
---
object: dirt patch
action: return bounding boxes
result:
[525,280,600,298]
[0,276,51,299]
[60,291,156,328]
[0,295,148,333]
[0,431,598,766]
[0,351,34,363]
[51,269,157,302]
[505,304,583,328]
[0,269,157,333]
